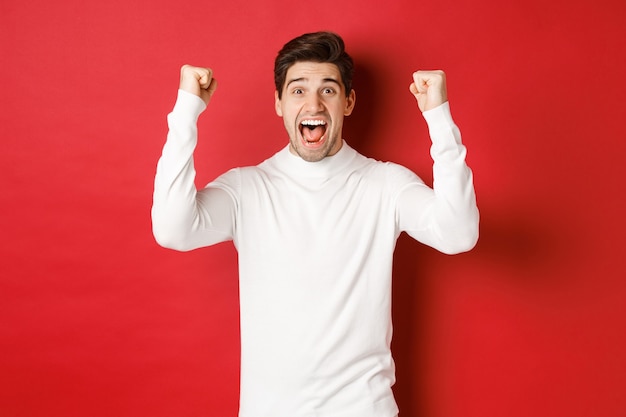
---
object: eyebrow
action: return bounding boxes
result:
[286,77,342,89]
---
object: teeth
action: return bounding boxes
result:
[301,120,326,126]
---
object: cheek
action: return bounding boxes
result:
[282,113,297,134]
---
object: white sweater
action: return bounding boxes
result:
[152,90,479,417]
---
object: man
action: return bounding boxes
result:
[152,31,478,417]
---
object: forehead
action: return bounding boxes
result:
[284,61,343,87]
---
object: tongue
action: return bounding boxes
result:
[303,126,324,143]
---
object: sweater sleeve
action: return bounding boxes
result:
[396,102,479,254]
[151,89,236,251]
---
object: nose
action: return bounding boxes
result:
[305,93,324,113]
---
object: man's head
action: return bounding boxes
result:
[274,32,356,162]
[274,31,354,100]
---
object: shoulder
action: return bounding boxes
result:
[354,152,424,186]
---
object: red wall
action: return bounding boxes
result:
[2,0,625,416]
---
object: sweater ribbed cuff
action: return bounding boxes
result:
[171,89,207,121]
[422,101,454,130]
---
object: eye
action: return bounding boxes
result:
[322,87,336,95]
[292,88,304,95]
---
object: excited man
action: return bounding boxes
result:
[152,31,479,417]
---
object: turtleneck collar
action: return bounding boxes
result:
[273,140,357,179]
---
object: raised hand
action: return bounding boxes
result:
[409,70,448,112]
[179,64,218,106]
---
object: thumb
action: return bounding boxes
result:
[200,77,218,105]
[196,68,213,90]
[408,80,427,113]
[408,82,420,97]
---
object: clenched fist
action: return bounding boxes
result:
[179,64,218,106]
[409,70,448,113]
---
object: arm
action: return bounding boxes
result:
[398,71,479,254]
[151,65,236,251]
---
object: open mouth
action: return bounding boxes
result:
[300,119,327,144]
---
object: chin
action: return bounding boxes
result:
[298,149,328,163]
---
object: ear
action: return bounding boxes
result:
[274,91,283,117]
[344,89,356,116]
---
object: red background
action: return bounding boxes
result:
[2,0,625,416]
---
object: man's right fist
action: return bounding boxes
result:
[179,65,218,106]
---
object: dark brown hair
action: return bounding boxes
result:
[274,31,354,99]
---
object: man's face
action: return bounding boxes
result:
[275,61,356,162]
